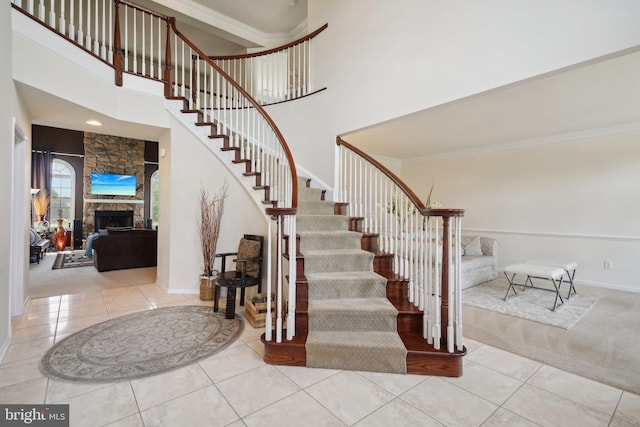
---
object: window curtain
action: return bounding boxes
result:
[31,149,52,216]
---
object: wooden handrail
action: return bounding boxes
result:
[337,137,464,218]
[171,20,298,210]
[209,23,328,60]
[119,0,171,21]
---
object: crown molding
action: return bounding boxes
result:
[151,0,305,48]
[405,121,640,164]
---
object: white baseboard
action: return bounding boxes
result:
[166,288,199,295]
[574,279,640,294]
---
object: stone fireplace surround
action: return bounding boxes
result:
[82,133,145,237]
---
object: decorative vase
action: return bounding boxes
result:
[54,219,67,251]
[199,275,216,301]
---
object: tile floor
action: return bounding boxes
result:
[2,284,639,426]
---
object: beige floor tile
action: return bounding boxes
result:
[0,378,48,404]
[27,296,61,313]
[609,416,639,427]
[2,336,55,364]
[45,379,113,403]
[445,360,523,405]
[11,311,59,330]
[140,385,239,427]
[10,323,57,344]
[57,303,109,321]
[130,364,213,410]
[503,383,611,427]
[305,371,395,425]
[275,365,340,389]
[243,390,344,427]
[53,382,139,426]
[238,323,265,345]
[103,413,146,427]
[0,356,45,389]
[401,377,497,427]
[54,313,110,336]
[354,397,443,426]
[198,343,265,383]
[357,370,428,396]
[216,365,300,418]
[107,305,154,318]
[481,408,541,427]
[60,290,104,302]
[616,391,640,425]
[527,364,622,415]
[463,337,484,354]
[465,344,542,381]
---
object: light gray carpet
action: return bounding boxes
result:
[298,178,407,374]
[463,278,597,329]
[40,306,243,382]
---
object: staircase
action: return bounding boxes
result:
[264,177,465,376]
[12,0,466,377]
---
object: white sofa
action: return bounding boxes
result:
[460,235,498,289]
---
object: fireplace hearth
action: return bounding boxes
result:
[95,210,134,231]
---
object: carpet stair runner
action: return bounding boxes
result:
[297,177,408,374]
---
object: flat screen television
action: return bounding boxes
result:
[91,173,137,196]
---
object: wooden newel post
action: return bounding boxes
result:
[164,18,173,97]
[113,0,123,86]
[440,215,450,348]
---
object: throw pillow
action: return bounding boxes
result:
[236,238,261,278]
[30,229,39,245]
[462,236,483,256]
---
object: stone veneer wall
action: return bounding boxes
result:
[82,133,145,237]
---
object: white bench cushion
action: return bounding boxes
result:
[504,263,565,280]
[525,259,578,272]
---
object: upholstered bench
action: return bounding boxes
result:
[525,259,578,298]
[503,263,566,311]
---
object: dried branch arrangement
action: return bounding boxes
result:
[33,189,49,217]
[199,182,228,277]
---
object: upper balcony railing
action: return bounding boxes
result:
[336,137,465,353]
[209,24,327,105]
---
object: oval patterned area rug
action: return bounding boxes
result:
[40,306,244,382]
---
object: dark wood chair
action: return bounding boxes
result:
[214,234,264,319]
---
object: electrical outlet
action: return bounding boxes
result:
[604,260,613,270]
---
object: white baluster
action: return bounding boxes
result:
[157,17,161,80]
[85,0,92,50]
[132,10,137,73]
[49,0,56,28]
[93,0,99,54]
[37,0,44,21]
[68,0,75,45]
[148,15,153,77]
[141,12,146,76]
[100,0,106,59]
[76,0,83,45]
[58,0,65,35]
[107,0,112,63]
[265,219,273,341]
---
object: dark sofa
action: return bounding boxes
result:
[93,229,157,272]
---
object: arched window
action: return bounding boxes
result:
[150,170,159,227]
[50,159,75,228]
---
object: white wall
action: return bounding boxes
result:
[156,115,267,294]
[1,0,14,359]
[268,0,640,195]
[307,0,640,137]
[401,134,640,291]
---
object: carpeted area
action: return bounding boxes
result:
[40,306,243,382]
[52,250,95,269]
[463,278,597,329]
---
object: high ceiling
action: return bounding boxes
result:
[344,47,640,161]
[16,1,640,162]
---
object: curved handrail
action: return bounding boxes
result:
[336,137,463,218]
[209,23,328,60]
[171,20,298,210]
